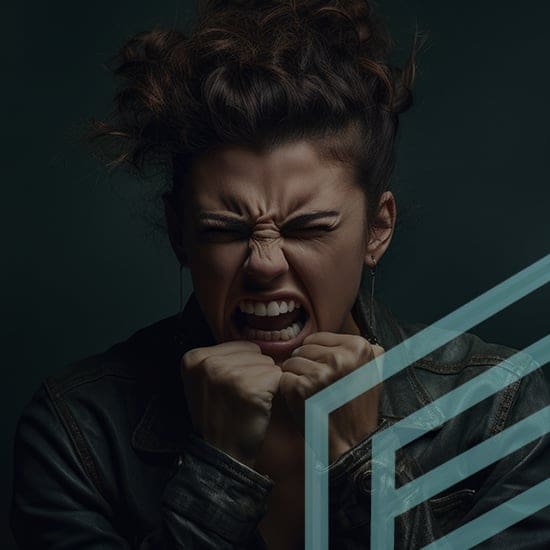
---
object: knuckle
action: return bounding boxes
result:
[330,352,345,372]
[372,344,386,356]
[202,358,227,384]
[355,335,369,353]
[312,370,326,387]
[242,341,261,353]
[201,356,219,372]
[353,337,372,361]
[182,348,203,368]
[317,367,334,387]
[320,352,344,376]
[281,357,299,371]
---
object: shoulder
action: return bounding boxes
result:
[18,312,182,426]
[22,315,183,434]
[43,314,180,396]
[395,316,546,392]
[382,310,550,434]
[13,314,182,491]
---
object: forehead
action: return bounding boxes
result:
[186,140,357,217]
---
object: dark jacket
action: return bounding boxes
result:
[10,289,550,549]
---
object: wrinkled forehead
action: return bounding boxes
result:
[185,140,357,219]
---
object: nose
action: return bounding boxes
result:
[243,228,289,285]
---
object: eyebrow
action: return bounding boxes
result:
[197,213,250,232]
[197,210,340,229]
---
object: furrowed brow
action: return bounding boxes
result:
[198,210,340,232]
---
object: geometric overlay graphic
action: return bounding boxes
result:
[304,254,549,549]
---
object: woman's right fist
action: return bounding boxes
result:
[180,341,282,468]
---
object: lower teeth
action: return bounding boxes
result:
[244,320,304,341]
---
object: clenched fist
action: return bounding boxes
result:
[279,332,385,463]
[180,341,282,468]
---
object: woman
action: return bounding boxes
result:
[10,1,550,548]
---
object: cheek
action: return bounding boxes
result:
[284,238,364,328]
[191,243,245,272]
[286,232,364,275]
[188,243,246,315]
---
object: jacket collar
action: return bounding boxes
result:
[131,287,427,455]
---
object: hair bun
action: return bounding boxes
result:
[201,0,373,45]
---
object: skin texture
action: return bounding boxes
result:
[164,138,395,465]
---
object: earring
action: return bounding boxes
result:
[367,255,379,346]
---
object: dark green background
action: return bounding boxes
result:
[4,1,549,546]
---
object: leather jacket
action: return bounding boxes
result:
[10,288,550,549]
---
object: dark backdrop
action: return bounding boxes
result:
[4,1,549,546]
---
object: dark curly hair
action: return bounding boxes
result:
[86,0,425,233]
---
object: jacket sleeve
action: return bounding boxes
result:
[143,433,273,549]
[10,383,273,549]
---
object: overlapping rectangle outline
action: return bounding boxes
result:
[304,253,550,549]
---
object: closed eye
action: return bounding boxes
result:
[198,225,251,242]
[283,224,336,238]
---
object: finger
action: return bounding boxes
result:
[182,350,275,377]
[371,344,385,357]
[218,351,276,367]
[281,356,326,376]
[291,343,354,373]
[278,369,321,404]
[291,342,345,360]
[301,331,355,347]
[241,365,283,388]
[195,362,282,397]
[183,341,261,366]
[278,371,306,400]
[227,365,283,398]
[280,357,335,390]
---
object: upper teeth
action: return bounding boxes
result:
[239,300,301,317]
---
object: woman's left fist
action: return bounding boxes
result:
[279,332,385,463]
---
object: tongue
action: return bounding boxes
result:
[243,309,302,331]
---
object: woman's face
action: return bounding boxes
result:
[170,140,394,363]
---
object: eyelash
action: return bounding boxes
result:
[199,227,250,241]
[199,224,335,240]
[303,225,333,231]
[284,225,334,236]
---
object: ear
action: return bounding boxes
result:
[365,191,397,267]
[162,191,188,267]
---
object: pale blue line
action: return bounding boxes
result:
[394,406,550,515]
[304,402,328,547]
[308,254,549,414]
[422,479,550,550]
[370,336,550,547]
[370,446,396,549]
[375,336,550,452]
[304,253,549,550]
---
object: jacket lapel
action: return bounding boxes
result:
[131,293,215,454]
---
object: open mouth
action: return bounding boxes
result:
[233,299,309,343]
